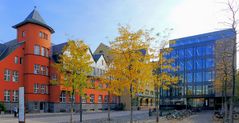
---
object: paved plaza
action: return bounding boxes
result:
[0,110,233,123]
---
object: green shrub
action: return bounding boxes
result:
[0,102,6,112]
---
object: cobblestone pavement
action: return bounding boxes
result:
[0,110,236,123]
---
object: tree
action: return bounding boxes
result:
[214,39,234,122]
[151,39,178,122]
[100,63,122,121]
[52,40,93,123]
[226,1,238,123]
[109,25,153,123]
[216,0,238,122]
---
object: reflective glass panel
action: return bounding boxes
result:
[205,45,214,55]
[178,49,184,58]
[194,72,203,83]
[205,58,214,68]
[195,59,203,70]
[186,73,193,83]
[204,71,212,82]
[186,60,193,71]
[187,86,193,95]
[195,85,203,95]
[185,48,193,57]
[179,61,184,71]
[195,47,204,56]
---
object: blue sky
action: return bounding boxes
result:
[0,0,232,51]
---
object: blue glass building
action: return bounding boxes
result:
[160,29,236,109]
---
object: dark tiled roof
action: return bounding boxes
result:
[93,54,102,62]
[12,8,54,33]
[51,42,68,63]
[52,42,68,55]
[139,49,146,55]
[4,39,18,46]
[0,39,24,61]
[0,43,6,53]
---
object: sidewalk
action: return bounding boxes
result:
[0,110,149,122]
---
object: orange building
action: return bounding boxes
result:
[0,8,119,113]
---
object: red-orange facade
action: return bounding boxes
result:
[0,8,119,113]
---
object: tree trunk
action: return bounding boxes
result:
[224,98,228,123]
[229,32,237,123]
[229,97,233,123]
[130,84,133,123]
[156,86,159,122]
[70,92,74,123]
[80,96,83,123]
[107,91,111,121]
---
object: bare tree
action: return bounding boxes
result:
[218,0,238,122]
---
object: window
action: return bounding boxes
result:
[194,72,202,83]
[34,64,40,74]
[34,45,40,55]
[46,67,48,76]
[12,71,19,82]
[185,48,193,58]
[13,90,18,102]
[195,59,203,70]
[187,86,193,95]
[104,95,109,103]
[14,56,18,64]
[34,102,38,110]
[203,85,209,95]
[205,59,214,68]
[91,79,95,89]
[195,86,202,95]
[186,60,193,71]
[22,31,25,37]
[205,45,213,55]
[41,85,45,94]
[45,49,49,57]
[60,91,66,103]
[4,90,10,102]
[4,69,11,81]
[41,66,46,75]
[90,94,95,103]
[69,93,75,102]
[179,61,184,71]
[44,33,48,40]
[34,83,39,93]
[92,67,96,76]
[82,94,87,103]
[45,85,48,94]
[179,73,184,83]
[20,57,23,64]
[178,49,184,58]
[51,74,57,80]
[195,47,204,56]
[39,32,43,38]
[204,71,212,82]
[98,95,102,103]
[99,83,103,89]
[41,47,45,56]
[186,73,193,83]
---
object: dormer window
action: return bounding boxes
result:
[22,31,26,37]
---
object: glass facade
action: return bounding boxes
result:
[160,29,235,108]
